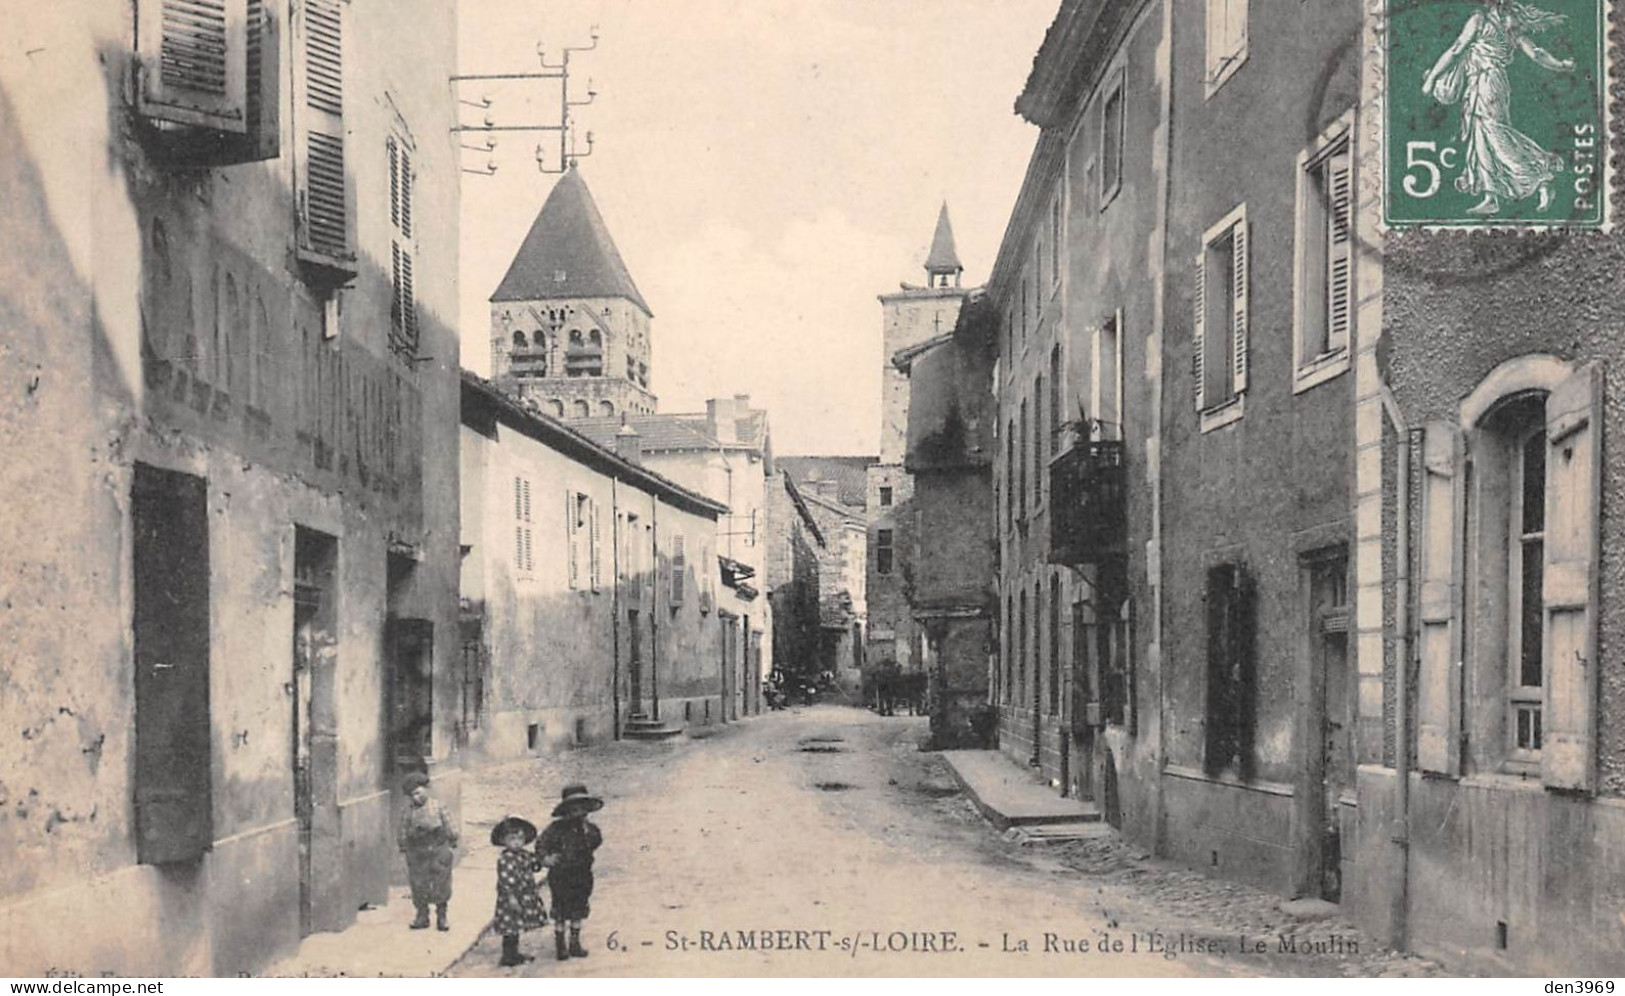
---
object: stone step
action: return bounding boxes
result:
[623,717,684,740]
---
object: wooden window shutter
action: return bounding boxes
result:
[1325,150,1354,353]
[671,534,687,606]
[566,492,580,588]
[589,499,602,592]
[1541,363,1602,791]
[1192,250,1206,411]
[132,464,214,864]
[297,0,349,261]
[1230,213,1250,393]
[1416,421,1464,775]
[138,0,250,132]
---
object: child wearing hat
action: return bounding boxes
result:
[536,784,603,960]
[396,771,458,931]
[490,815,548,967]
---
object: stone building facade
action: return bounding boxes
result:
[870,207,971,678]
[459,375,729,756]
[897,303,997,748]
[0,0,462,975]
[572,397,775,718]
[772,457,873,687]
[488,166,656,420]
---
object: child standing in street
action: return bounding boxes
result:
[537,784,603,960]
[490,816,548,967]
[396,771,458,931]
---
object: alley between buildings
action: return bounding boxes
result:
[443,707,1447,979]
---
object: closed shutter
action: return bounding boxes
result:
[1542,363,1602,791]
[138,0,249,132]
[391,242,418,355]
[1192,250,1206,411]
[132,464,214,864]
[1416,421,1464,775]
[297,0,349,261]
[1230,214,1250,393]
[566,492,580,588]
[671,534,687,606]
[1325,151,1354,353]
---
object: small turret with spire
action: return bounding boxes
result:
[924,202,963,288]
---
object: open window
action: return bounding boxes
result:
[1194,205,1248,431]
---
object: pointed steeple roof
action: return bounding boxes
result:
[924,202,963,276]
[491,166,652,316]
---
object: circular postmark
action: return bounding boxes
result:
[1304,0,1609,287]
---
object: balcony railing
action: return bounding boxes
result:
[1048,440,1127,565]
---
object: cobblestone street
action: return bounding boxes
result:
[447,706,1452,978]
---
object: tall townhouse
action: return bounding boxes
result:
[0,0,462,975]
[990,0,1169,836]
[1344,2,1624,972]
[1155,0,1364,902]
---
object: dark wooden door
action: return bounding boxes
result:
[132,464,213,865]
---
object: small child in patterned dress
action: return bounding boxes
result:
[489,816,547,967]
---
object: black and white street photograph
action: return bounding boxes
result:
[1,0,1622,984]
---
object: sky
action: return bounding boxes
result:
[456,0,1056,455]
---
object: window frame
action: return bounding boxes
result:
[1204,0,1250,98]
[1099,69,1126,210]
[1195,204,1249,432]
[875,528,894,576]
[1506,421,1547,766]
[1292,111,1356,393]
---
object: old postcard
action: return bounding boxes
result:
[1,0,1621,982]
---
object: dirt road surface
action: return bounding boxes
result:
[449,705,1448,978]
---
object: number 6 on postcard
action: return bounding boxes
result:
[1386,0,1607,227]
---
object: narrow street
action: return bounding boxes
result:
[449,706,1447,978]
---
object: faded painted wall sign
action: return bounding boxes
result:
[1386,0,1607,227]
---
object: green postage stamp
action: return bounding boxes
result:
[1386,0,1608,227]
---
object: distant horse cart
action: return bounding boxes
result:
[867,663,927,717]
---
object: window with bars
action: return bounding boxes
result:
[513,476,533,576]
[1295,121,1354,388]
[1194,205,1248,423]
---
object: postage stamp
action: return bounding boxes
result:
[1385,0,1608,227]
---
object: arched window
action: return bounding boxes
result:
[513,331,527,349]
[573,399,590,418]
[599,399,615,417]
[550,399,565,417]
[1415,356,1602,790]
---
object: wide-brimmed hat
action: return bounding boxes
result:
[400,771,430,794]
[490,815,538,846]
[551,783,604,817]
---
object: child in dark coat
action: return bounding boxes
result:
[490,816,548,967]
[536,784,603,960]
[396,772,458,931]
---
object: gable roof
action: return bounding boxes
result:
[777,455,876,508]
[570,410,769,459]
[490,167,652,316]
[460,373,725,518]
[925,202,963,274]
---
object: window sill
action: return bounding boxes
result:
[1293,349,1350,394]
[1198,394,1245,433]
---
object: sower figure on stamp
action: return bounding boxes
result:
[397,771,458,931]
[1423,0,1574,215]
[537,784,604,961]
[490,815,548,967]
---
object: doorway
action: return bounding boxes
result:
[1303,549,1350,902]
[292,527,337,936]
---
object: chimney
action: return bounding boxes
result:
[615,415,642,465]
[706,397,738,444]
